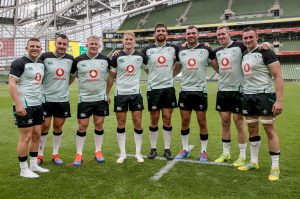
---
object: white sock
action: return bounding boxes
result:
[163,127,172,149]
[201,140,208,152]
[182,134,189,151]
[19,160,29,172]
[223,141,231,155]
[117,132,126,154]
[38,132,48,156]
[30,156,38,168]
[94,132,103,152]
[271,154,280,168]
[134,131,142,154]
[239,143,247,159]
[53,132,63,155]
[76,133,86,155]
[149,128,158,149]
[250,141,260,163]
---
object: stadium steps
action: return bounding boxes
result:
[280,40,300,51]
[176,0,193,26]
[280,0,300,18]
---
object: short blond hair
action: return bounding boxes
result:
[87,35,100,42]
[123,32,135,39]
[217,25,229,32]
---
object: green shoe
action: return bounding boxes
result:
[233,156,246,167]
[214,154,231,163]
[269,167,280,181]
[238,162,259,171]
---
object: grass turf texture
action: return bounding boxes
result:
[0,82,299,198]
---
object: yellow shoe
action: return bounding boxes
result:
[233,156,246,167]
[269,167,280,181]
[238,162,259,171]
[214,154,231,163]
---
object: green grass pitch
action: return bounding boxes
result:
[0,82,299,198]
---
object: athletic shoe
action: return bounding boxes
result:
[238,162,259,171]
[52,154,63,165]
[233,156,246,167]
[268,167,280,181]
[135,153,144,163]
[37,155,43,165]
[148,148,157,159]
[199,151,208,162]
[20,169,39,178]
[175,149,189,159]
[30,165,50,173]
[95,151,105,163]
[214,154,231,163]
[117,153,127,164]
[164,149,174,160]
[73,154,83,166]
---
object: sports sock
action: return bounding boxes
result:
[163,126,172,150]
[249,136,261,164]
[200,134,208,152]
[76,131,86,155]
[117,128,126,154]
[181,129,190,151]
[149,126,158,149]
[239,143,247,159]
[38,132,48,156]
[134,129,143,154]
[270,151,280,168]
[94,129,104,152]
[53,131,63,155]
[222,139,231,155]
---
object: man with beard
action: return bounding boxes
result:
[142,23,180,160]
[37,34,74,165]
[173,26,215,162]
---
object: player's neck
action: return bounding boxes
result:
[223,40,233,48]
[187,42,199,49]
[86,52,99,58]
[54,51,65,58]
[247,44,259,52]
[26,54,38,62]
[123,48,135,55]
[155,41,167,47]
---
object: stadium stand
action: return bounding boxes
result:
[118,12,149,30]
[281,0,300,18]
[281,63,300,80]
[231,0,274,15]
[279,40,300,51]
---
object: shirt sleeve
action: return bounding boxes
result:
[262,49,278,65]
[70,58,78,76]
[9,59,25,79]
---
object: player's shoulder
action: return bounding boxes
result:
[97,53,110,61]
[12,56,27,66]
[64,53,75,60]
[142,43,156,52]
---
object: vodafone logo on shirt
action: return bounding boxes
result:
[90,70,98,78]
[157,56,166,64]
[56,68,64,76]
[126,65,135,73]
[221,58,229,67]
[188,58,196,67]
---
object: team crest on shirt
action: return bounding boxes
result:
[198,50,205,57]
[231,49,238,56]
[252,54,260,62]
[167,47,175,54]
[89,70,98,78]
[56,68,64,76]
[99,62,105,67]
[135,57,142,64]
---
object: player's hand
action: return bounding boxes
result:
[15,104,27,117]
[107,96,111,104]
[203,42,211,48]
[260,42,271,50]
[181,42,188,47]
[272,100,283,116]
[111,50,121,57]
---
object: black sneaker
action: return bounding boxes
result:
[148,148,157,159]
[164,149,174,160]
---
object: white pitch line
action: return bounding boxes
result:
[149,145,194,181]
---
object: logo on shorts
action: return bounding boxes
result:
[35,72,42,82]
[27,119,33,124]
[179,103,184,107]
[236,107,239,112]
[172,102,176,107]
[90,70,98,78]
[56,68,64,76]
[152,106,157,110]
[117,107,122,111]
[263,110,268,115]
[104,110,107,115]
[242,110,248,114]
[80,113,86,117]
[158,56,166,64]
[216,105,221,110]
[43,111,47,116]
[188,58,196,67]
[64,112,69,116]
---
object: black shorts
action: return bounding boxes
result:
[147,87,177,111]
[13,105,44,128]
[216,91,243,114]
[43,102,71,118]
[77,101,109,119]
[242,93,276,116]
[178,91,207,111]
[114,94,144,112]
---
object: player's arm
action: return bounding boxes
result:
[8,76,27,116]
[269,61,284,116]
[69,58,78,85]
[69,75,76,85]
[259,42,271,50]
[106,69,116,104]
[173,62,182,77]
[211,58,219,73]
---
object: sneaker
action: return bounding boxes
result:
[95,151,105,163]
[52,154,63,165]
[214,154,231,163]
[148,148,157,159]
[73,154,83,166]
[37,155,43,165]
[175,149,189,159]
[164,149,174,160]
[20,169,39,178]
[117,153,127,164]
[199,151,208,162]
[238,162,259,171]
[135,153,144,163]
[30,165,50,173]
[268,167,280,181]
[233,156,246,167]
